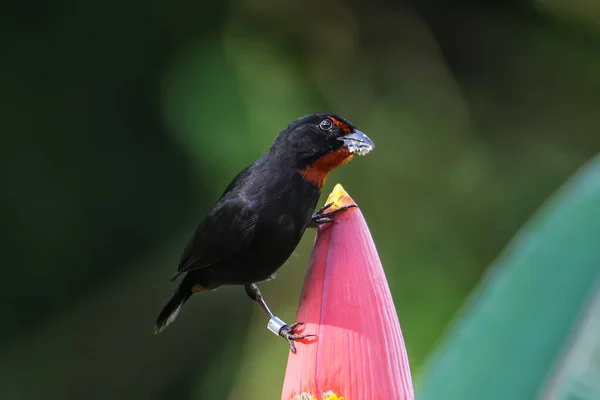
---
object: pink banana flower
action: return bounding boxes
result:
[281,184,414,400]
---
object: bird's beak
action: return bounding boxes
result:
[338,130,375,156]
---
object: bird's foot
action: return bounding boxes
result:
[280,322,317,353]
[268,318,316,353]
[310,202,357,227]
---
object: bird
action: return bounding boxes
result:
[155,113,374,352]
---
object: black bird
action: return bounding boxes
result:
[155,113,374,351]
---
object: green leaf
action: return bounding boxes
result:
[417,155,600,400]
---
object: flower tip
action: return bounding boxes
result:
[325,183,356,211]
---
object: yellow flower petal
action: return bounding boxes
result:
[322,391,343,400]
[324,183,355,211]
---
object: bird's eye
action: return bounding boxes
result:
[319,119,333,130]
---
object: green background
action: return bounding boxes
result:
[417,156,600,400]
[2,0,600,398]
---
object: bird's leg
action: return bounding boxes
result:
[309,202,357,228]
[244,283,315,353]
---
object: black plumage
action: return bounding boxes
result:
[155,113,374,351]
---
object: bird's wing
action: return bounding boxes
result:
[170,198,258,282]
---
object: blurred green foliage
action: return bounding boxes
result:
[417,155,600,400]
[2,0,600,399]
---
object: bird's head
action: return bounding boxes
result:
[271,113,374,189]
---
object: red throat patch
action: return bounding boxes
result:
[298,148,354,189]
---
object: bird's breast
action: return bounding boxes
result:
[249,182,319,260]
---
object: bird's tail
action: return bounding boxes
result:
[154,287,191,334]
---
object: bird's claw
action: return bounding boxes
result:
[311,217,333,226]
[310,202,357,228]
[279,322,316,353]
